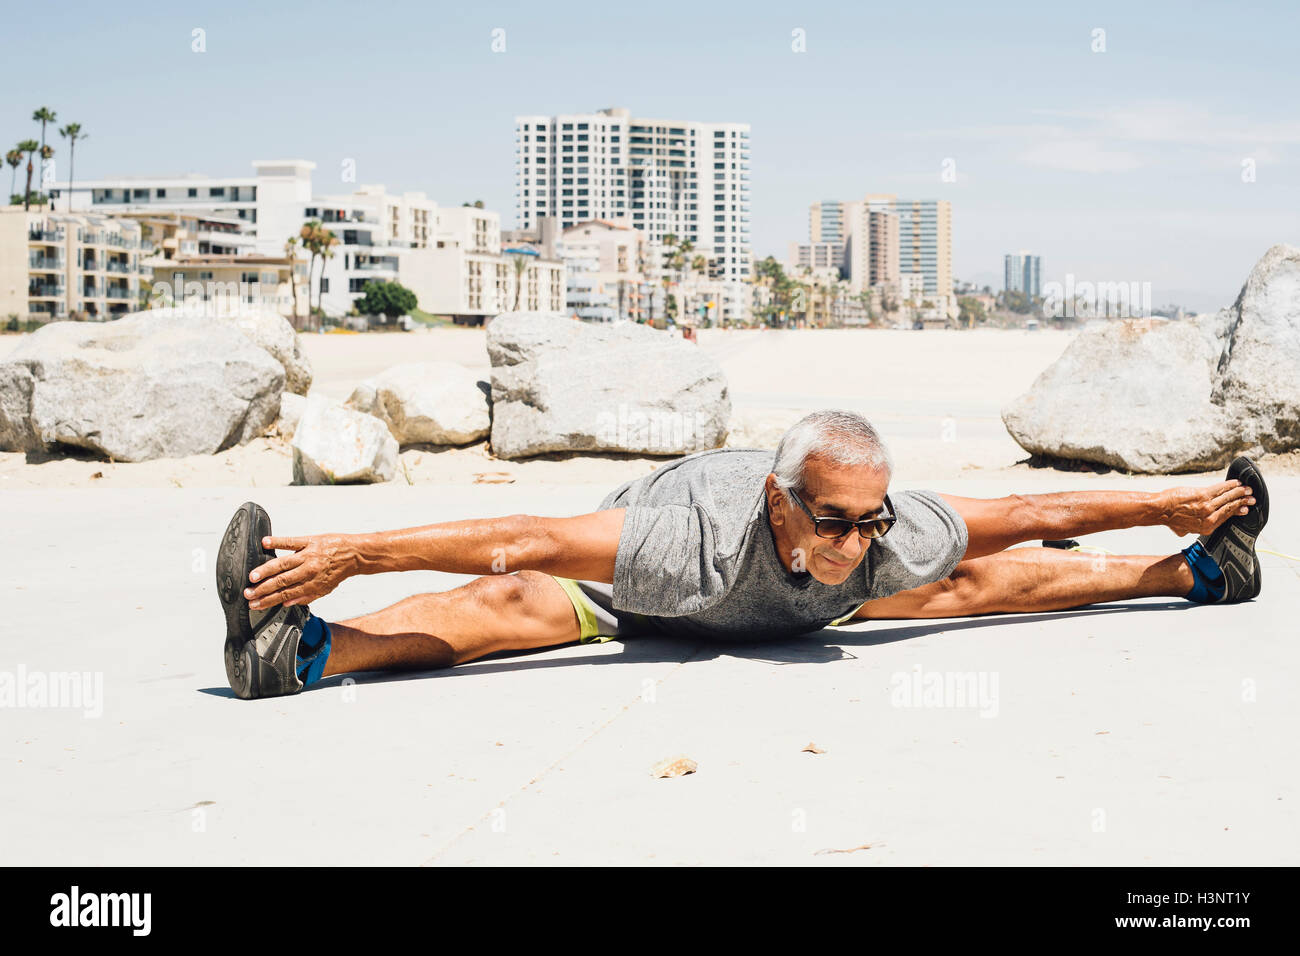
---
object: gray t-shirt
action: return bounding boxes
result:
[597,448,969,640]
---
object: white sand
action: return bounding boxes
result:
[3,325,1296,489]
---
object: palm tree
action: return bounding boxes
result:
[58,123,84,212]
[33,108,55,206]
[284,237,302,321]
[17,139,38,210]
[298,220,337,313]
[511,253,528,310]
[5,149,21,202]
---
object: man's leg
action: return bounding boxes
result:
[937,480,1255,561]
[321,570,582,677]
[856,546,1194,620]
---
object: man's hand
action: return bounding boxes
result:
[245,534,356,609]
[1162,479,1255,537]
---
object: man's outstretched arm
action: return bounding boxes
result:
[937,480,1254,561]
[243,509,627,609]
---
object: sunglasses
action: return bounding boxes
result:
[786,488,897,540]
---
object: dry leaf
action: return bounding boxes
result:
[814,843,881,855]
[651,755,698,778]
[90,471,103,479]
[802,742,826,754]
[473,471,516,484]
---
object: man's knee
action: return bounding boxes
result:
[470,571,576,633]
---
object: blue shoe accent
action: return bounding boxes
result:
[1182,541,1226,603]
[295,614,333,687]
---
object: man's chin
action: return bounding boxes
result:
[812,552,857,580]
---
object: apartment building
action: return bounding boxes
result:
[787,241,846,276]
[558,219,646,322]
[1004,250,1041,298]
[122,210,256,261]
[0,206,148,323]
[811,195,950,298]
[515,107,752,323]
[149,256,308,322]
[407,205,564,323]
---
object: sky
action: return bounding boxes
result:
[3,0,1298,311]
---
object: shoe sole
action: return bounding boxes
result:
[1198,456,1268,603]
[216,502,276,699]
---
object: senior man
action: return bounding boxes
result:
[216,410,1268,700]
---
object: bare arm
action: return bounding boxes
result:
[244,510,626,609]
[937,480,1251,561]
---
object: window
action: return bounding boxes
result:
[133,189,147,199]
[209,187,225,197]
[320,278,329,293]
[155,188,165,198]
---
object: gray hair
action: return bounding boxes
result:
[771,410,893,495]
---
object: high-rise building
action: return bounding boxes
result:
[811,195,950,297]
[515,107,751,323]
[1004,251,1041,298]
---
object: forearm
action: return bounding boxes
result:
[346,513,552,577]
[1013,490,1169,540]
[939,490,1169,559]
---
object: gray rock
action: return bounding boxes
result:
[0,311,284,461]
[345,362,489,445]
[149,306,313,395]
[1003,243,1300,473]
[276,392,307,440]
[291,398,398,484]
[486,312,730,459]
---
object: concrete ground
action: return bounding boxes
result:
[3,477,1297,866]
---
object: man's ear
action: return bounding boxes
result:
[765,473,786,525]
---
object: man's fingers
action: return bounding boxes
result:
[249,552,303,584]
[263,535,310,552]
[247,565,313,604]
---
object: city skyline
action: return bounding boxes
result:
[2,0,1298,311]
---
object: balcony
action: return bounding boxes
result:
[104,259,132,274]
[28,282,65,297]
[28,253,64,270]
[105,286,133,300]
[29,228,65,242]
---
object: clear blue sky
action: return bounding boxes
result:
[4,0,1297,310]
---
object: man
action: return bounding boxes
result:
[216,410,1268,700]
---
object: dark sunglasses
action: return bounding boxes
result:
[786,488,896,540]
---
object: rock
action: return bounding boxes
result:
[276,392,307,440]
[486,312,730,459]
[0,311,284,461]
[345,362,489,445]
[650,755,698,778]
[1003,244,1300,473]
[149,306,313,395]
[291,398,398,484]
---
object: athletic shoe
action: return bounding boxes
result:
[1196,456,1268,603]
[216,501,310,699]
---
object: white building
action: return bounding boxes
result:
[515,107,752,324]
[53,161,544,321]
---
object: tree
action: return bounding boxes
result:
[57,123,84,212]
[510,253,529,310]
[32,107,55,205]
[298,220,338,313]
[5,149,21,201]
[355,280,417,319]
[461,199,485,208]
[284,237,302,319]
[17,139,37,210]
[957,295,987,328]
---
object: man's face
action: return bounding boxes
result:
[766,455,891,585]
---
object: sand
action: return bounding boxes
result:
[3,325,1298,491]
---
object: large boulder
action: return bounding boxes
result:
[276,391,308,440]
[149,305,313,395]
[345,362,489,445]
[291,398,398,484]
[1003,244,1300,473]
[0,311,284,461]
[486,312,730,459]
